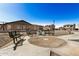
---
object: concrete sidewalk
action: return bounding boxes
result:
[52,32,79,56]
[1,31,79,56]
[0,36,49,56]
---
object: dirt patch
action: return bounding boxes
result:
[0,33,12,48]
[28,36,66,48]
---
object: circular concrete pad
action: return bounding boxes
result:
[28,36,66,48]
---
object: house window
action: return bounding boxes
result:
[7,25,11,30]
[16,25,21,29]
[23,25,26,29]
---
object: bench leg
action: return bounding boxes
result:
[13,46,16,50]
[13,43,18,51]
[13,45,16,50]
[13,38,16,44]
[13,39,24,50]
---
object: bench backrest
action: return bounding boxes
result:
[9,31,17,38]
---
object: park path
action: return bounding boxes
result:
[51,31,79,56]
[0,36,49,56]
[0,31,79,56]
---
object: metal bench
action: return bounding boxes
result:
[8,31,25,50]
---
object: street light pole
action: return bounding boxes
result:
[53,20,55,36]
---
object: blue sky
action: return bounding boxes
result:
[0,3,79,27]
